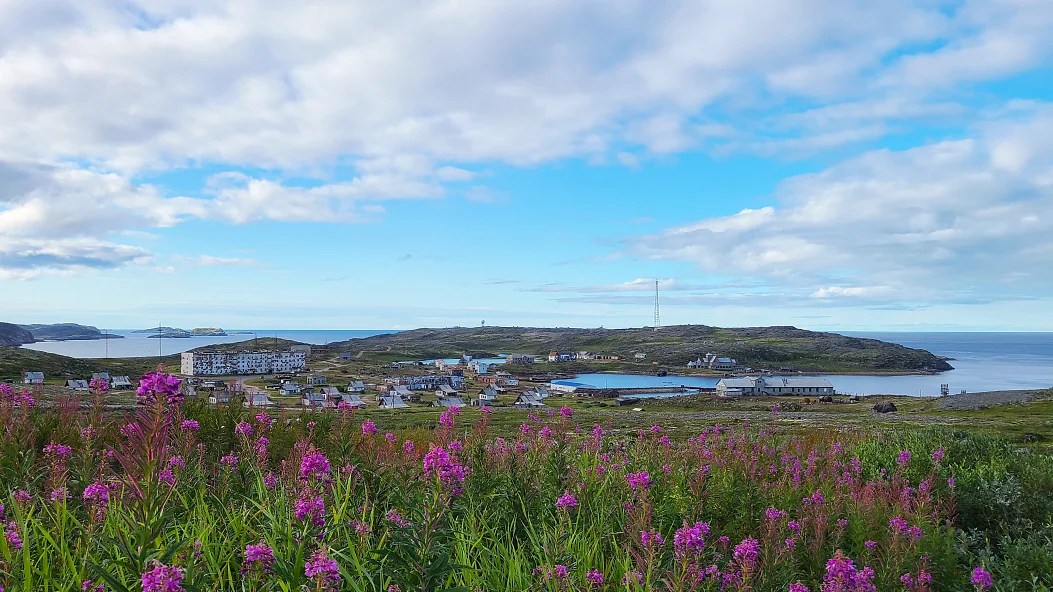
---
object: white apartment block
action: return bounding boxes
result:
[180,351,307,376]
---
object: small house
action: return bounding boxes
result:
[209,391,232,405]
[66,379,89,391]
[393,385,413,398]
[436,384,458,397]
[111,376,133,389]
[23,371,44,385]
[378,394,409,409]
[514,392,546,408]
[280,381,302,396]
[633,353,647,360]
[339,352,352,361]
[475,385,499,406]
[434,396,466,408]
[302,392,331,409]
[506,354,535,365]
[709,357,736,371]
[91,372,111,382]
[306,375,327,385]
[340,394,366,409]
[347,380,366,393]
[243,393,273,407]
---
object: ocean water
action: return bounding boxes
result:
[566,332,1053,396]
[20,330,395,358]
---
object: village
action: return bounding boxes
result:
[10,344,840,410]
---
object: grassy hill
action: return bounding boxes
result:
[0,347,176,383]
[328,325,953,373]
[0,323,34,346]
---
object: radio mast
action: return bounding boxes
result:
[653,279,661,332]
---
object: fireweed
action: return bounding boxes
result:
[0,383,1048,590]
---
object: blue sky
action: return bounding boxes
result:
[2,0,1053,331]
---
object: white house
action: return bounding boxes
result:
[474,385,500,406]
[209,391,232,405]
[709,357,737,371]
[91,372,111,382]
[66,379,89,391]
[347,381,366,393]
[23,372,44,385]
[506,354,535,365]
[436,384,458,397]
[434,396,466,408]
[306,375,327,385]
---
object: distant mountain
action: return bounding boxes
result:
[0,323,35,346]
[18,323,124,342]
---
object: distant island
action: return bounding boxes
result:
[0,323,124,345]
[132,327,228,338]
[329,325,954,374]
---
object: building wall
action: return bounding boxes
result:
[181,351,307,376]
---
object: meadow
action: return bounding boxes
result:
[2,374,1052,591]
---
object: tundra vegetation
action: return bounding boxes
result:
[1,375,1051,591]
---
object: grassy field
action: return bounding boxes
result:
[3,374,1053,591]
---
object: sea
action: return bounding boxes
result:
[565,332,1053,397]
[19,330,1053,397]
[19,330,394,358]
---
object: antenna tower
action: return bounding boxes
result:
[653,279,661,332]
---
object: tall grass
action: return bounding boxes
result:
[1,378,1051,591]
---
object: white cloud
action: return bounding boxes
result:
[1,0,1051,277]
[626,106,1053,303]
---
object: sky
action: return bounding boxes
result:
[1,0,1053,332]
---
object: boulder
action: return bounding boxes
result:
[872,401,897,413]
[818,395,834,403]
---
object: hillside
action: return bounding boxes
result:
[18,323,121,341]
[329,325,953,373]
[0,347,176,383]
[190,337,304,353]
[0,323,35,346]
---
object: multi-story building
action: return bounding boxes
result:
[180,350,307,376]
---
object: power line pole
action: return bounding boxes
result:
[653,279,661,332]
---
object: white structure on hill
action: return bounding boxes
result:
[180,350,306,376]
[716,377,835,397]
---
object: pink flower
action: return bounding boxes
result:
[403,440,416,454]
[263,473,278,488]
[625,472,652,491]
[673,521,707,557]
[295,495,325,526]
[386,509,410,527]
[234,422,253,437]
[586,569,604,587]
[141,562,184,592]
[180,420,200,432]
[559,406,573,418]
[385,432,397,444]
[971,567,993,590]
[242,540,275,575]
[821,551,876,592]
[896,450,911,467]
[136,372,182,405]
[733,538,760,570]
[789,583,810,592]
[304,549,341,589]
[220,454,238,468]
[931,448,945,463]
[300,451,331,480]
[555,492,578,509]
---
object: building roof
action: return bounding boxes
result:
[515,393,545,406]
[111,376,132,385]
[718,378,760,388]
[438,384,457,394]
[434,397,466,407]
[715,357,734,364]
[24,372,44,380]
[765,377,834,388]
[67,379,89,388]
[379,394,409,408]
